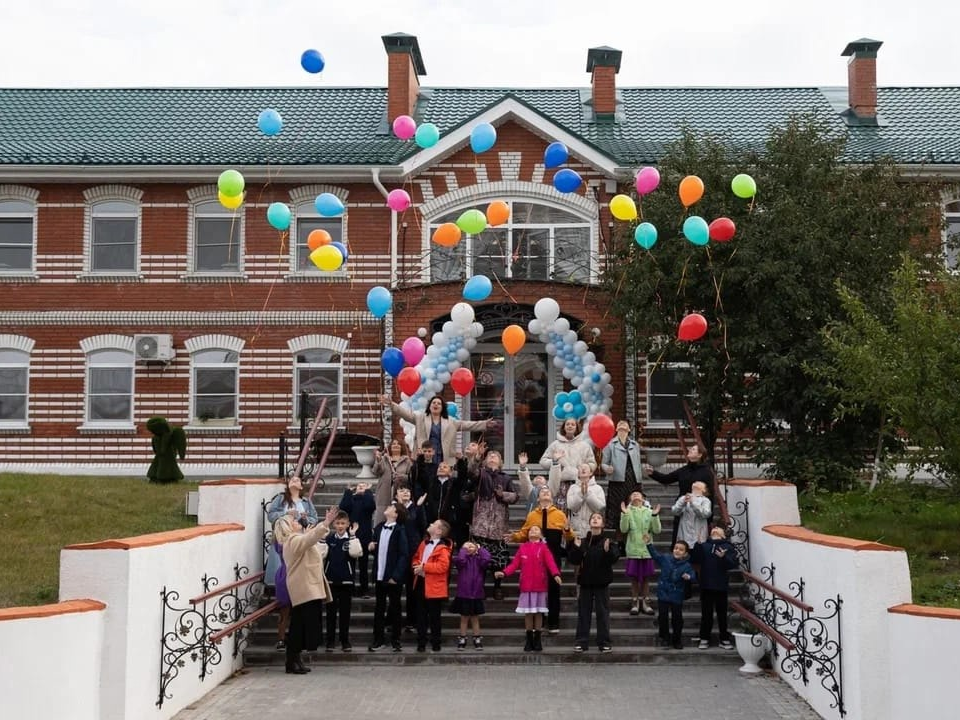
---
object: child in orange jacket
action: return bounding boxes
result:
[411,519,453,652]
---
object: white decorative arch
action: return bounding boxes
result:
[419,179,598,220]
[184,334,245,354]
[83,185,144,203]
[287,334,348,355]
[79,334,135,353]
[186,185,219,203]
[0,185,39,202]
[288,185,350,204]
[0,334,35,353]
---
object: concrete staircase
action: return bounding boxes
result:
[243,466,741,666]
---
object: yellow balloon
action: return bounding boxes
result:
[218,191,244,210]
[609,193,638,221]
[310,245,344,271]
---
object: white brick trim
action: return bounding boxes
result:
[288,185,350,204]
[0,309,377,325]
[287,334,349,354]
[82,185,144,203]
[0,334,35,353]
[184,334,246,354]
[419,180,598,219]
[79,334,136,353]
[0,185,40,202]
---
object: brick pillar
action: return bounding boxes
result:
[586,46,622,120]
[382,33,427,124]
[842,39,883,118]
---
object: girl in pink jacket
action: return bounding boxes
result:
[494,526,562,652]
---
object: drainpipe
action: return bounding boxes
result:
[370,167,396,287]
[370,167,395,447]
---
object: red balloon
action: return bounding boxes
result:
[450,367,475,396]
[587,414,616,448]
[677,313,708,342]
[396,367,422,396]
[708,217,736,242]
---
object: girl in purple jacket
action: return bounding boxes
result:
[495,526,562,652]
[450,541,492,651]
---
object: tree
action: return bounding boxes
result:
[603,115,937,488]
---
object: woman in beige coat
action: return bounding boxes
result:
[273,506,337,674]
[381,393,496,465]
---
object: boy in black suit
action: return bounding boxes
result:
[367,501,409,652]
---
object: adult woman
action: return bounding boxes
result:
[373,438,413,525]
[273,505,337,674]
[469,450,518,600]
[265,476,319,649]
[380,393,495,465]
[539,418,596,512]
[644,444,715,545]
[599,419,644,531]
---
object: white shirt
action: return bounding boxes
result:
[377,524,396,581]
[421,538,438,566]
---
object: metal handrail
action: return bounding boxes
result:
[208,600,279,645]
[306,415,339,501]
[730,600,795,650]
[292,396,329,480]
[678,399,731,528]
[188,571,265,606]
[741,570,815,612]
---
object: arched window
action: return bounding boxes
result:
[85,348,135,426]
[191,348,240,425]
[187,192,244,275]
[0,340,31,427]
[294,348,342,422]
[945,199,960,272]
[292,200,344,274]
[89,200,139,273]
[0,193,37,274]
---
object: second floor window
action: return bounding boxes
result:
[91,200,138,272]
[0,199,34,273]
[194,200,241,273]
[293,202,343,273]
[647,362,696,427]
[945,200,960,272]
[86,349,134,424]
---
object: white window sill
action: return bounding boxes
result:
[284,272,349,282]
[77,273,143,282]
[180,273,248,282]
[0,273,38,282]
[78,423,137,434]
[0,423,31,434]
[184,424,242,434]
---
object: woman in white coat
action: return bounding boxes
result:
[539,418,596,512]
[381,393,495,465]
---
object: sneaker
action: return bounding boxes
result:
[719,639,734,650]
[457,636,467,651]
[698,639,710,650]
[641,599,654,615]
[367,643,385,652]
[548,627,560,635]
[574,645,586,653]
[416,645,426,653]
[431,644,442,653]
[392,644,402,652]
[629,601,640,616]
[404,625,416,634]
[275,640,286,651]
[473,636,484,651]
[672,642,683,650]
[325,645,335,652]
[341,644,353,653]
[600,645,612,653]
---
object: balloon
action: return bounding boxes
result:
[307,229,332,250]
[218,170,244,198]
[392,115,416,141]
[634,222,658,250]
[315,193,344,217]
[330,241,349,262]
[432,222,462,247]
[678,313,708,341]
[446,401,459,419]
[587,414,616,448]
[543,141,569,168]
[635,166,660,196]
[609,194,638,221]
[300,49,325,74]
[366,286,392,318]
[266,202,291,231]
[534,297,561,324]
[731,173,757,199]
[678,175,705,207]
[387,189,411,212]
[401,336,426,366]
[257,109,283,136]
[486,200,509,227]
[415,122,440,148]
[709,217,736,242]
[682,216,710,246]
[463,274,493,302]
[553,169,582,194]
[450,302,475,328]
[450,367,475,395]
[397,367,422,396]
[218,191,244,210]
[309,245,344,271]
[456,209,487,235]
[502,324,526,355]
[470,122,497,153]
[381,348,404,378]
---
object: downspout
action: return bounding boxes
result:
[370,167,396,286]
[371,167,395,446]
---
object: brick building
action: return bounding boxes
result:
[0,35,958,475]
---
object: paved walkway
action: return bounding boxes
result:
[173,665,820,720]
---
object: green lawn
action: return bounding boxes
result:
[802,483,960,608]
[0,474,197,608]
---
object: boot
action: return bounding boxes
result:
[532,630,543,652]
[285,647,307,675]
[523,630,534,652]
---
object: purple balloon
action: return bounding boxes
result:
[401,336,425,366]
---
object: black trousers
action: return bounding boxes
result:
[546,544,561,629]
[658,601,684,644]
[404,572,419,628]
[325,584,353,646]
[416,587,444,649]
[357,547,371,595]
[372,580,402,646]
[286,598,323,667]
[575,585,611,648]
[699,588,730,641]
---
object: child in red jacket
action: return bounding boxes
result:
[495,525,562,652]
[411,519,452,652]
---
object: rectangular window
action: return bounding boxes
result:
[647,362,696,425]
[193,349,239,424]
[553,226,591,282]
[295,349,342,423]
[0,199,34,272]
[92,201,137,272]
[472,228,508,279]
[946,212,960,272]
[430,241,464,282]
[511,228,549,280]
[0,349,29,422]
[86,349,134,424]
[295,217,343,272]
[195,218,241,272]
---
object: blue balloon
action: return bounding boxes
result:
[568,390,582,404]
[301,49,325,74]
[315,192,344,217]
[543,142,569,169]
[634,222,658,250]
[556,391,570,406]
[331,241,349,262]
[592,373,602,383]
[552,405,566,420]
[266,202,291,231]
[366,286,392,318]
[257,109,283,136]
[415,123,440,149]
[553,169,582,194]
[381,348,404,378]
[470,123,497,153]
[573,403,587,418]
[463,274,493,302]
[446,401,459,419]
[683,215,710,246]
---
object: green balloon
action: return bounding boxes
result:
[456,209,487,235]
[731,173,757,199]
[218,169,245,197]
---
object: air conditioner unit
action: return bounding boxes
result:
[134,334,175,363]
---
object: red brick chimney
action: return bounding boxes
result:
[841,38,883,118]
[382,32,426,123]
[586,46,622,120]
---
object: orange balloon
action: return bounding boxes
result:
[502,324,526,355]
[307,229,332,250]
[432,222,462,248]
[678,175,705,207]
[486,200,510,227]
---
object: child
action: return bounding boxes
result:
[692,526,739,650]
[339,481,376,598]
[472,449,518,600]
[566,463,606,539]
[495,525,562,652]
[671,480,712,548]
[411,442,438,503]
[516,451,546,513]
[324,511,362,652]
[367,501,409,652]
[451,540,491,650]
[411,519,453,652]
[619,490,662,616]
[648,539,696,650]
[395,484,426,632]
[567,512,620,653]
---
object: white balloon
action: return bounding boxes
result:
[601,373,611,385]
[554,317,570,333]
[442,321,456,336]
[456,348,470,361]
[572,375,583,386]
[464,338,477,350]
[426,345,440,358]
[573,341,588,356]
[528,318,543,335]
[451,302,475,328]
[545,343,556,355]
[583,352,596,366]
[432,332,449,347]
[553,356,565,368]
[437,371,451,384]
[423,367,436,379]
[564,330,577,345]
[534,297,560,324]
[447,360,459,372]
[602,385,614,397]
[594,363,606,375]
[562,368,573,379]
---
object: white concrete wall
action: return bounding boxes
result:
[0,600,105,720]
[887,606,960,720]
[198,477,284,572]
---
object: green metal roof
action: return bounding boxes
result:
[0,85,957,167]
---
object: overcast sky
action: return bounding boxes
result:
[3,0,957,89]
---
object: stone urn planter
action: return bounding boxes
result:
[645,447,670,468]
[732,632,771,674]
[351,445,377,479]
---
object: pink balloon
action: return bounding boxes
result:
[387,189,411,212]
[401,336,425,366]
[635,166,661,196]
[392,115,416,141]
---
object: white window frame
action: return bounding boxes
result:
[185,187,245,277]
[289,334,347,426]
[0,185,39,276]
[83,348,135,429]
[0,334,33,430]
[184,334,245,431]
[82,185,143,276]
[945,199,960,273]
[646,360,697,428]
[287,185,348,279]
